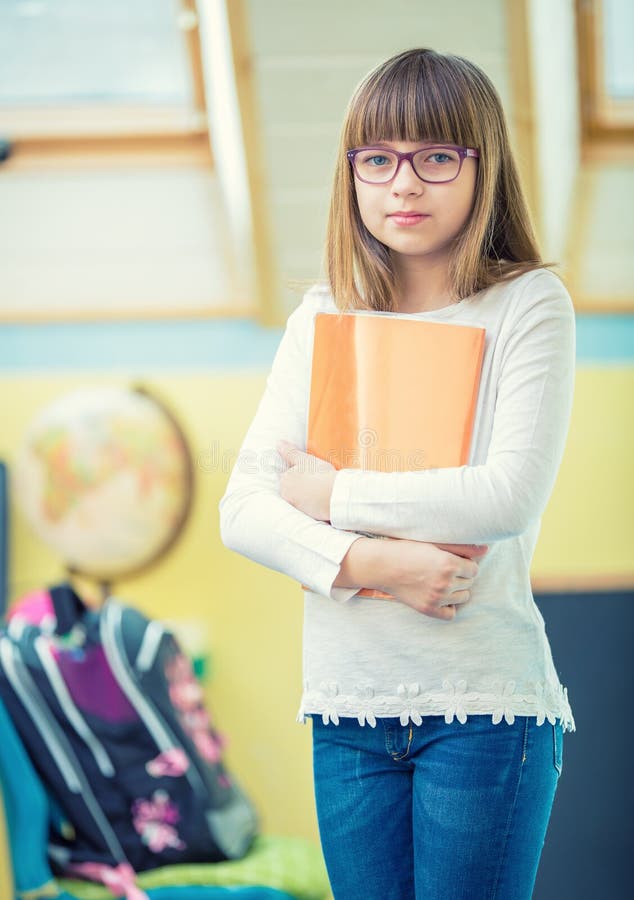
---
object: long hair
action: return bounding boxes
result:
[326,48,544,311]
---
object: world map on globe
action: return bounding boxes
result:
[15,385,193,582]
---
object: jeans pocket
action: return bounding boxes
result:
[553,723,564,776]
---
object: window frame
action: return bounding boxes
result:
[576,0,634,143]
[0,0,207,155]
[0,0,278,324]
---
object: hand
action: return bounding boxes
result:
[277,440,337,521]
[334,537,487,621]
[374,539,487,621]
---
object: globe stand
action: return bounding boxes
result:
[66,568,111,610]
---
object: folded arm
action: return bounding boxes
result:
[329,280,576,544]
[219,298,361,601]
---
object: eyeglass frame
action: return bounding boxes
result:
[346,144,480,185]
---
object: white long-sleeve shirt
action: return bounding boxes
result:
[219,269,576,730]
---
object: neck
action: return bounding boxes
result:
[392,253,455,313]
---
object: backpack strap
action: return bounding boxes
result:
[49,583,86,636]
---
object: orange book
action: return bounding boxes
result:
[303,311,486,599]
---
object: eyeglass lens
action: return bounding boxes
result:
[354,147,462,183]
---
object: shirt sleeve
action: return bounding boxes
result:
[219,295,361,601]
[329,274,576,544]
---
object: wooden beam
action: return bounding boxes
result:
[223,0,279,326]
[505,0,542,243]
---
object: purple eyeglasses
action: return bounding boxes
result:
[347,144,480,185]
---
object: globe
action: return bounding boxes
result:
[14,385,193,583]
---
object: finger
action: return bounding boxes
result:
[415,600,456,620]
[277,441,311,471]
[452,573,475,590]
[429,604,456,621]
[277,439,300,461]
[278,441,334,474]
[448,589,471,606]
[457,560,479,580]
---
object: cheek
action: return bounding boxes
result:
[437,186,476,242]
[453,196,474,233]
[354,184,382,233]
[454,171,478,228]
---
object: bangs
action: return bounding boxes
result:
[344,51,480,150]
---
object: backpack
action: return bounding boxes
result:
[0,582,259,899]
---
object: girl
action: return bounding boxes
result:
[219,48,575,900]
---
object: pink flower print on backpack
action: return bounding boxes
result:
[145,747,189,778]
[165,653,225,765]
[132,790,185,853]
[168,655,204,708]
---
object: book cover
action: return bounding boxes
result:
[305,310,486,599]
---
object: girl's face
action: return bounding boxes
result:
[353,139,478,270]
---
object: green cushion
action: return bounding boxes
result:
[57,835,330,900]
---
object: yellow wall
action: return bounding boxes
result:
[1,364,632,893]
[532,366,634,584]
[0,371,316,896]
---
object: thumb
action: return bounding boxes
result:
[277,441,332,473]
[277,440,304,465]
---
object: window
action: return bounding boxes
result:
[577,0,634,139]
[0,0,206,141]
[0,1,254,322]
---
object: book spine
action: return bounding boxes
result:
[300,585,396,600]
[355,588,395,600]
[459,331,486,465]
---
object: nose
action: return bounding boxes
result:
[391,158,423,195]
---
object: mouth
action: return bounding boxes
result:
[388,211,430,226]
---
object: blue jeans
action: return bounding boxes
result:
[312,715,563,900]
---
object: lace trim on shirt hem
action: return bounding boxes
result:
[296,678,575,732]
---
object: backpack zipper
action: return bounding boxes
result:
[0,636,128,863]
[101,601,207,796]
[33,635,116,778]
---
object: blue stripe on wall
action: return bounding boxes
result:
[575,314,634,363]
[0,318,282,372]
[0,313,632,371]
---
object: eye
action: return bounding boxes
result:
[415,148,461,171]
[362,153,392,167]
[427,152,453,164]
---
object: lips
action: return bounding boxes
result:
[388,211,430,226]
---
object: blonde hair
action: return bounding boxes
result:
[326,48,545,311]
